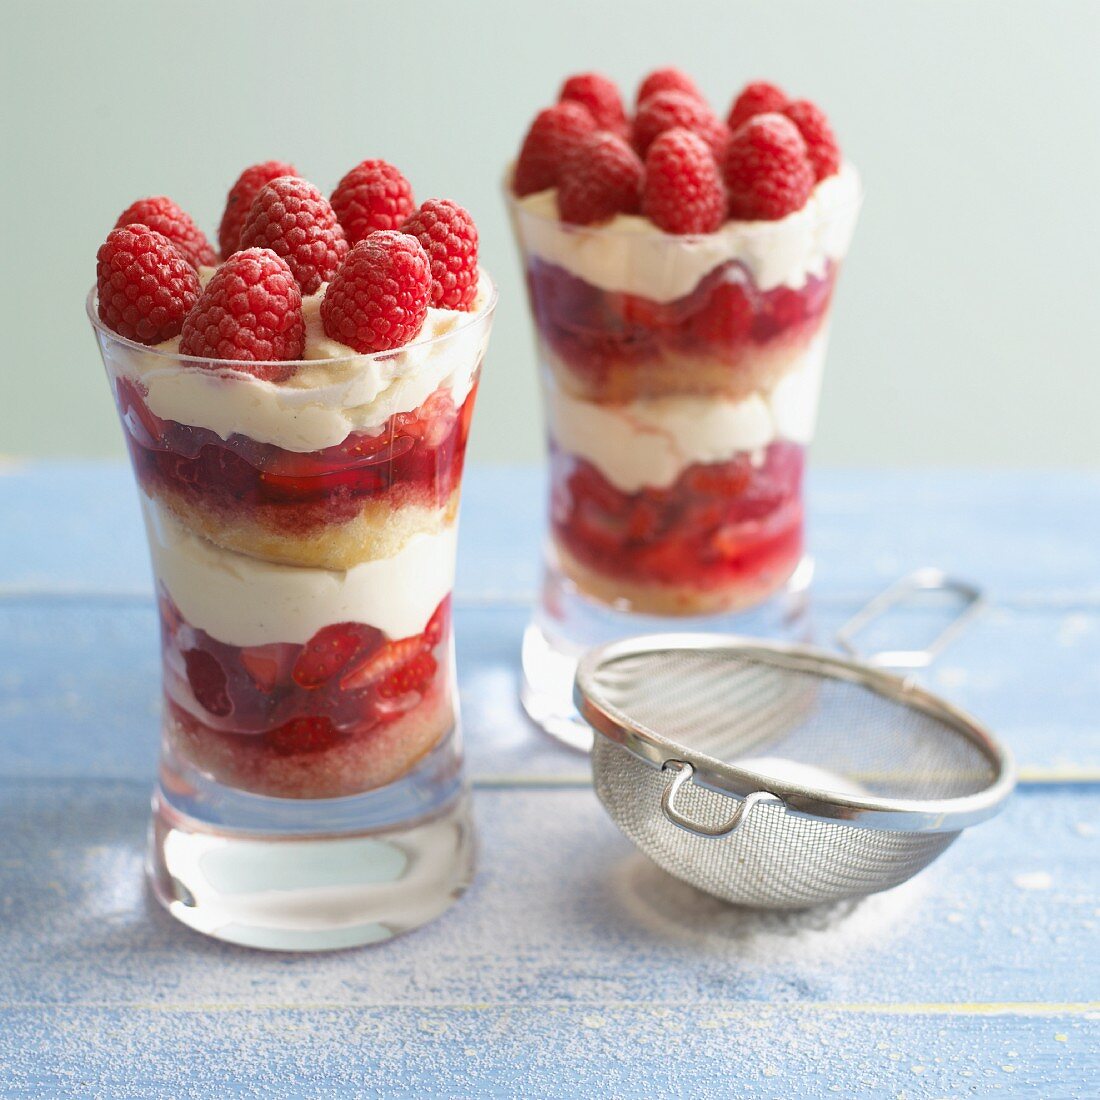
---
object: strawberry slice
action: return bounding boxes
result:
[241,643,298,693]
[183,648,232,717]
[266,715,346,756]
[292,622,382,688]
[376,652,438,700]
[423,597,452,648]
[339,636,424,693]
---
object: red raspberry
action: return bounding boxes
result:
[512,101,598,196]
[178,248,305,379]
[320,231,431,353]
[782,99,841,180]
[632,90,729,160]
[331,159,417,245]
[724,113,814,221]
[115,196,217,268]
[642,128,726,235]
[727,80,789,131]
[400,199,479,311]
[238,177,348,294]
[559,72,627,135]
[557,131,644,226]
[217,160,299,258]
[96,224,201,345]
[636,67,704,107]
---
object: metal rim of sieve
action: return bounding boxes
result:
[574,573,1017,838]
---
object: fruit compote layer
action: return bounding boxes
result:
[160,592,453,799]
[527,256,836,402]
[550,442,804,615]
[115,377,477,570]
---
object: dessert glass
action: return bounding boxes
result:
[508,170,860,748]
[89,279,496,950]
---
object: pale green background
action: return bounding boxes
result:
[4,0,1098,466]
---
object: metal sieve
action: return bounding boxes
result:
[574,570,1016,909]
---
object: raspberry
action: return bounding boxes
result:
[512,101,598,196]
[636,67,704,107]
[320,231,431,353]
[178,248,305,378]
[632,90,729,160]
[559,72,627,134]
[331,159,417,245]
[642,128,726,235]
[724,113,815,221]
[115,196,217,268]
[238,177,348,294]
[400,199,479,311]
[557,131,644,225]
[782,99,841,180]
[727,80,789,131]
[96,224,201,345]
[217,160,298,257]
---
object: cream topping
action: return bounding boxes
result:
[510,163,860,302]
[100,281,493,453]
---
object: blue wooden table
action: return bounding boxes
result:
[1,463,1097,1098]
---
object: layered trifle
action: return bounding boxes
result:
[509,71,859,616]
[93,161,494,803]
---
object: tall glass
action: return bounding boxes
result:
[508,170,860,748]
[90,281,496,950]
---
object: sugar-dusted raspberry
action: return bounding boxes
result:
[559,72,627,135]
[724,113,815,221]
[557,131,644,226]
[726,80,789,131]
[632,90,728,160]
[217,160,299,257]
[178,248,304,378]
[96,224,202,345]
[320,231,431,353]
[115,196,217,268]
[783,99,841,180]
[642,128,726,234]
[331,159,417,245]
[512,101,598,196]
[636,67,704,107]
[400,199,479,311]
[238,176,348,294]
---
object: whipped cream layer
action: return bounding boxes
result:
[144,500,456,645]
[548,333,825,493]
[512,163,859,302]
[102,280,493,453]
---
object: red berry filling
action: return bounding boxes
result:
[525,256,836,392]
[551,443,804,594]
[161,594,452,793]
[114,379,478,535]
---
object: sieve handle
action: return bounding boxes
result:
[660,761,778,838]
[835,568,985,670]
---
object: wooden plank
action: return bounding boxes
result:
[2,463,1100,601]
[0,598,1096,783]
[0,782,1095,1097]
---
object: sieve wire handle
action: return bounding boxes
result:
[834,568,985,670]
[660,761,778,838]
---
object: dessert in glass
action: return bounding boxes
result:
[90,161,495,949]
[507,71,860,747]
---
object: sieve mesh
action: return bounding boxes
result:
[583,642,1008,909]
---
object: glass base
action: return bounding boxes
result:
[147,742,475,951]
[521,556,814,752]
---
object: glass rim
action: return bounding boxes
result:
[87,268,498,369]
[503,163,863,244]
